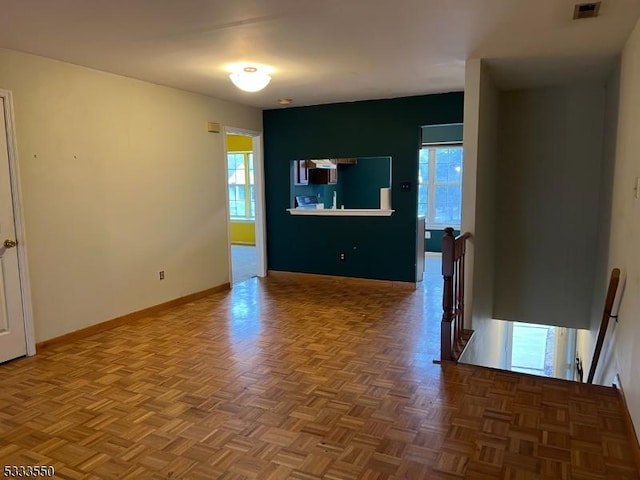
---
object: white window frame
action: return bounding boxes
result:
[228,151,255,220]
[418,143,463,229]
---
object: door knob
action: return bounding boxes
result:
[3,239,17,248]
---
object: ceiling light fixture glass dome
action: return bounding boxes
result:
[229,66,271,92]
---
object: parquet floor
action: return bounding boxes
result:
[0,275,638,479]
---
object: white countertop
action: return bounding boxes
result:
[287,208,394,217]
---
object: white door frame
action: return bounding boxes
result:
[1,89,36,356]
[223,127,267,282]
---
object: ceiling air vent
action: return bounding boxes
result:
[573,2,601,19]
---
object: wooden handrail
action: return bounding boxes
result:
[587,268,620,383]
[440,227,473,362]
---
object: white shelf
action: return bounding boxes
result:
[287,208,394,217]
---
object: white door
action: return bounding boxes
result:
[0,96,27,362]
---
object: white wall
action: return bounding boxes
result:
[576,61,621,382]
[593,17,640,432]
[471,62,500,328]
[460,60,507,368]
[459,318,509,370]
[460,59,505,368]
[0,48,262,342]
[493,84,606,330]
[461,59,481,326]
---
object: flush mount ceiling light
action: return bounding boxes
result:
[229,66,271,92]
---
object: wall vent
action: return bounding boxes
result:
[573,2,601,19]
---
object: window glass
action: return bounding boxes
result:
[249,153,255,185]
[434,185,461,224]
[250,186,255,217]
[227,151,255,219]
[418,184,428,218]
[435,148,462,183]
[417,145,463,228]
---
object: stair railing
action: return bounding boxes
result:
[441,227,472,362]
[587,268,620,383]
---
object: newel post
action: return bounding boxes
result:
[441,227,455,361]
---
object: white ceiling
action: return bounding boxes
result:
[0,0,639,109]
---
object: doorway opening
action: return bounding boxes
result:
[224,128,266,285]
[417,123,464,287]
[506,322,577,380]
[418,144,464,253]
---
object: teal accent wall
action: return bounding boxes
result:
[263,92,464,282]
[425,228,460,252]
[340,157,391,209]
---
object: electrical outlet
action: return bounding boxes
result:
[159,271,165,280]
[339,252,346,261]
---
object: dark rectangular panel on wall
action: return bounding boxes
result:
[263,93,464,282]
[421,124,463,144]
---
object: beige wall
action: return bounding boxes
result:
[471,61,500,330]
[0,48,262,342]
[575,61,621,385]
[461,59,481,328]
[460,59,505,368]
[594,17,640,432]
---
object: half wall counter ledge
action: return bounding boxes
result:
[287,208,395,217]
[289,156,393,216]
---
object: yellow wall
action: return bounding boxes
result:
[230,221,256,245]
[227,134,252,152]
[227,133,255,244]
[0,47,262,341]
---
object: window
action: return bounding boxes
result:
[418,145,463,228]
[228,152,254,219]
